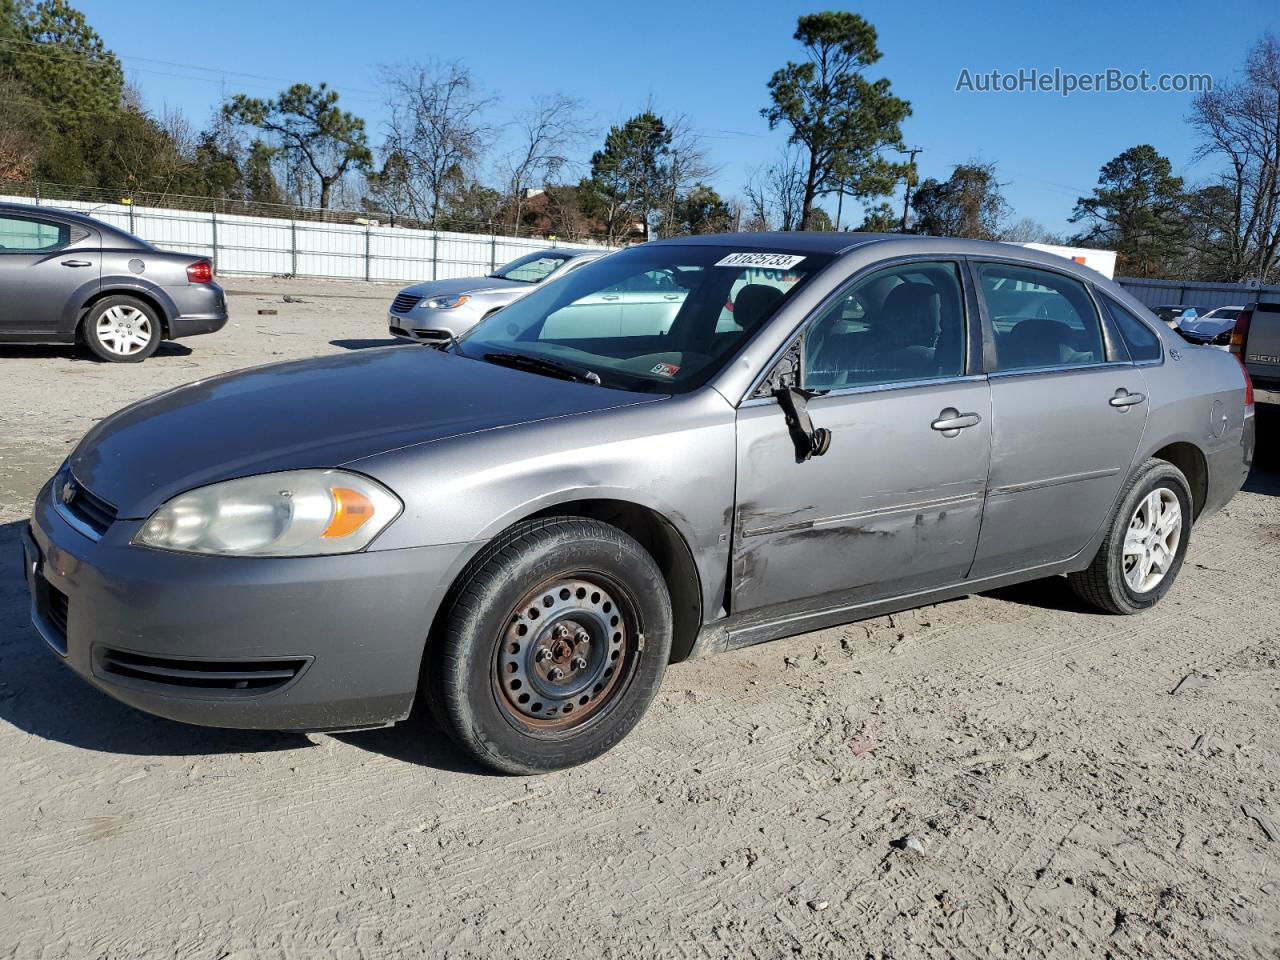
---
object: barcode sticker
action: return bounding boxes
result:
[713,252,807,269]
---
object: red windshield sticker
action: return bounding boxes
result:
[650,362,681,378]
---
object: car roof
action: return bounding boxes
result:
[0,200,142,244]
[643,230,1091,261]
[643,231,1131,282]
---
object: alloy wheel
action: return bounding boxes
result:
[95,305,152,356]
[1122,487,1182,593]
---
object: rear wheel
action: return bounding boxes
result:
[1069,458,1193,614]
[428,517,672,774]
[83,295,161,363]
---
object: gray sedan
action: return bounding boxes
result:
[388,247,605,343]
[0,202,227,362]
[25,233,1254,773]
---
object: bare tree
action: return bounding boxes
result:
[378,61,494,226]
[743,146,807,230]
[503,93,588,233]
[1000,217,1064,244]
[1189,33,1280,282]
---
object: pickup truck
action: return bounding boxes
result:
[1232,302,1280,389]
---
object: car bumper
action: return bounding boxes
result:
[24,479,467,732]
[166,282,228,340]
[387,304,487,343]
[169,313,228,338]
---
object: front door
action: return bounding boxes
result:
[732,260,992,615]
[0,212,94,337]
[968,260,1149,577]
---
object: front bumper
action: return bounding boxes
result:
[387,303,487,343]
[24,479,468,731]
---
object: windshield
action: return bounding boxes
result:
[490,251,574,283]
[455,244,832,393]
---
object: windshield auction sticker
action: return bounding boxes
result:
[713,252,807,269]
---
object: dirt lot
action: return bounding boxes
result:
[1,277,1278,959]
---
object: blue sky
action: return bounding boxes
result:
[79,0,1276,233]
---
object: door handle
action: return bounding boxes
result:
[931,408,982,437]
[1109,389,1146,409]
[61,259,92,267]
[602,295,620,301]
[663,294,681,301]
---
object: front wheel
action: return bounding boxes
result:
[82,295,161,362]
[428,517,672,774]
[1069,458,1193,614]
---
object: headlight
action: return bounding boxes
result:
[422,294,470,310]
[133,470,402,557]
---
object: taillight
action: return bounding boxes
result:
[186,259,213,284]
[1229,305,1252,355]
[1238,355,1254,409]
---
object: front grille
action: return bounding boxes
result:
[391,292,422,314]
[56,469,118,537]
[414,328,451,342]
[97,648,310,696]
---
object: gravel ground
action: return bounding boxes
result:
[1,277,1278,959]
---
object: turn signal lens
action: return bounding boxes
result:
[322,487,376,539]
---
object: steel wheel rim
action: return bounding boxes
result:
[1123,487,1182,593]
[96,306,152,356]
[493,574,639,733]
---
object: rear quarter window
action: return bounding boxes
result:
[1103,296,1163,362]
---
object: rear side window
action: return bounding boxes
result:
[977,263,1106,371]
[1102,297,1163,362]
[0,214,69,252]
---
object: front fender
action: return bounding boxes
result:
[356,390,738,627]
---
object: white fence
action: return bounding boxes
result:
[0,195,611,284]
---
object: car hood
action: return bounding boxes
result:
[399,275,528,298]
[70,347,659,518]
[1178,316,1234,337]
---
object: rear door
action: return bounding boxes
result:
[0,212,98,337]
[968,260,1148,577]
[619,269,687,336]
[538,282,623,339]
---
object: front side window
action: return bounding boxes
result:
[0,215,68,253]
[458,244,831,393]
[804,261,966,390]
[490,251,574,283]
[1103,296,1163,362]
[979,263,1106,371]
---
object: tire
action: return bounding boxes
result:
[82,295,162,363]
[427,517,673,774]
[1069,458,1193,614]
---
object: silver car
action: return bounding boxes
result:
[25,233,1254,774]
[0,202,227,362]
[1178,305,1244,349]
[388,247,606,343]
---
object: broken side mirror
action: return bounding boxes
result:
[752,335,832,463]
